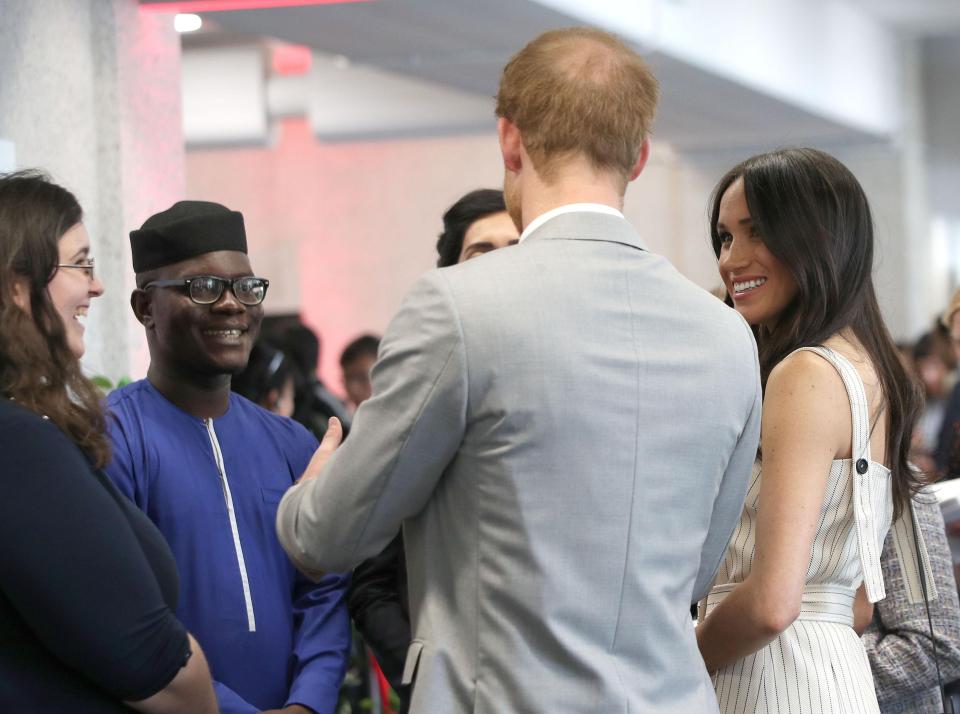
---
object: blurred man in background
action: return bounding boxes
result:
[340,334,381,412]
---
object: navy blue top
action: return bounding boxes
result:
[0,398,190,712]
[105,380,351,714]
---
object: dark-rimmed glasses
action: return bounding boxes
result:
[143,275,269,306]
[57,257,95,281]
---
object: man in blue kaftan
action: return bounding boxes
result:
[105,200,350,714]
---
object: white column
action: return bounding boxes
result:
[0,0,185,381]
[925,37,960,305]
[897,36,935,338]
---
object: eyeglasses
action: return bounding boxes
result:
[57,257,95,281]
[143,275,269,306]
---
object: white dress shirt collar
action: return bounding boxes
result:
[518,203,625,243]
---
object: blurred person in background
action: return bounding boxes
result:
[339,334,380,412]
[911,331,951,473]
[276,323,353,440]
[937,289,960,478]
[346,188,516,713]
[0,171,217,714]
[106,201,350,714]
[935,290,960,597]
[434,188,519,267]
[934,320,958,375]
[232,340,296,418]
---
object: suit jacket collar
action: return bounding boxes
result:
[521,210,648,252]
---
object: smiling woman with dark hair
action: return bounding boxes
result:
[0,170,217,713]
[696,148,930,713]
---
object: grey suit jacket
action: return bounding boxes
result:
[277,211,762,713]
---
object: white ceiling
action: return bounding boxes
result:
[179,0,889,152]
[842,0,960,34]
[148,0,960,151]
[184,0,580,96]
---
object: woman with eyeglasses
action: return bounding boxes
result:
[0,170,218,713]
[695,148,930,713]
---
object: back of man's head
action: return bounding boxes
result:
[340,334,381,369]
[495,27,659,186]
[278,324,321,380]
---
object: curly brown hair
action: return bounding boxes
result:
[0,170,110,468]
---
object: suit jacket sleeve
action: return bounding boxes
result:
[277,269,468,575]
[692,318,762,603]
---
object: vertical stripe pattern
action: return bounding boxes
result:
[205,419,257,632]
[889,498,939,604]
[703,347,896,713]
[805,346,889,603]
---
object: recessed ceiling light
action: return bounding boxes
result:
[174,13,203,32]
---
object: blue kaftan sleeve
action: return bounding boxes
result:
[285,427,352,713]
[211,683,259,714]
[286,571,352,713]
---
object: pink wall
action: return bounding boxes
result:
[186,119,723,394]
[187,119,507,393]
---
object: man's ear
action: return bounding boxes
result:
[130,288,153,328]
[497,117,523,174]
[628,137,652,182]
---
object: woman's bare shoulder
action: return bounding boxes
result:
[763,349,851,452]
[767,348,848,401]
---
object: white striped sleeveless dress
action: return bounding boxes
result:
[699,346,937,714]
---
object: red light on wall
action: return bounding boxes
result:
[141,0,372,12]
[272,44,313,75]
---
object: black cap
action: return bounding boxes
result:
[130,200,247,273]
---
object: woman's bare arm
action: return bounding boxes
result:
[698,351,849,672]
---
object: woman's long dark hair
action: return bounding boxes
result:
[0,170,110,468]
[709,148,924,518]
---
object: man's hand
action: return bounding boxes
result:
[260,705,314,714]
[298,417,344,485]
